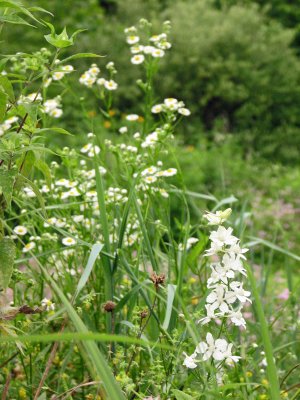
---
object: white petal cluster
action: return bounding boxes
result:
[151,98,191,117]
[43,96,63,118]
[183,332,240,370]
[0,116,18,136]
[184,208,251,374]
[80,63,118,91]
[125,21,172,65]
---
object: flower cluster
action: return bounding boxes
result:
[125,20,172,65]
[183,332,240,369]
[43,96,63,118]
[79,62,118,91]
[183,208,251,376]
[151,98,191,118]
[45,62,74,87]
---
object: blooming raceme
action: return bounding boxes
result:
[183,208,251,376]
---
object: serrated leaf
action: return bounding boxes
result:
[0,169,17,208]
[0,238,16,290]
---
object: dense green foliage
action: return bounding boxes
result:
[3,0,300,162]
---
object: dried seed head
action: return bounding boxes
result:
[150,272,165,288]
[140,309,148,319]
[103,301,116,312]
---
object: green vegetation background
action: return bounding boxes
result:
[2,0,300,262]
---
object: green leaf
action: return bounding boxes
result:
[61,53,103,63]
[34,158,52,189]
[0,238,16,290]
[0,14,35,27]
[18,174,46,217]
[245,263,281,400]
[173,389,195,400]
[0,75,14,102]
[44,25,85,48]
[0,169,17,208]
[36,261,126,399]
[74,243,103,299]
[0,89,7,122]
[34,127,72,136]
[162,284,177,330]
[0,0,43,24]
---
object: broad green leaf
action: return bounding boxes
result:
[0,238,16,290]
[0,75,14,102]
[0,169,17,208]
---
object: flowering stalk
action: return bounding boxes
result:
[183,208,252,383]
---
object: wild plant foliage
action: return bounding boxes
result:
[0,2,297,400]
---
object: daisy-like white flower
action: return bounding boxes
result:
[13,225,27,236]
[119,126,128,134]
[97,78,105,86]
[131,54,145,65]
[126,35,140,44]
[62,237,76,246]
[143,45,156,54]
[144,176,157,184]
[23,242,36,253]
[178,107,191,116]
[41,298,55,311]
[151,48,165,58]
[52,71,65,81]
[126,114,139,121]
[151,104,163,113]
[104,80,118,91]
[80,143,93,153]
[49,108,63,118]
[131,45,144,54]
[62,65,74,72]
[164,98,178,108]
[158,168,177,177]
[141,166,158,176]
